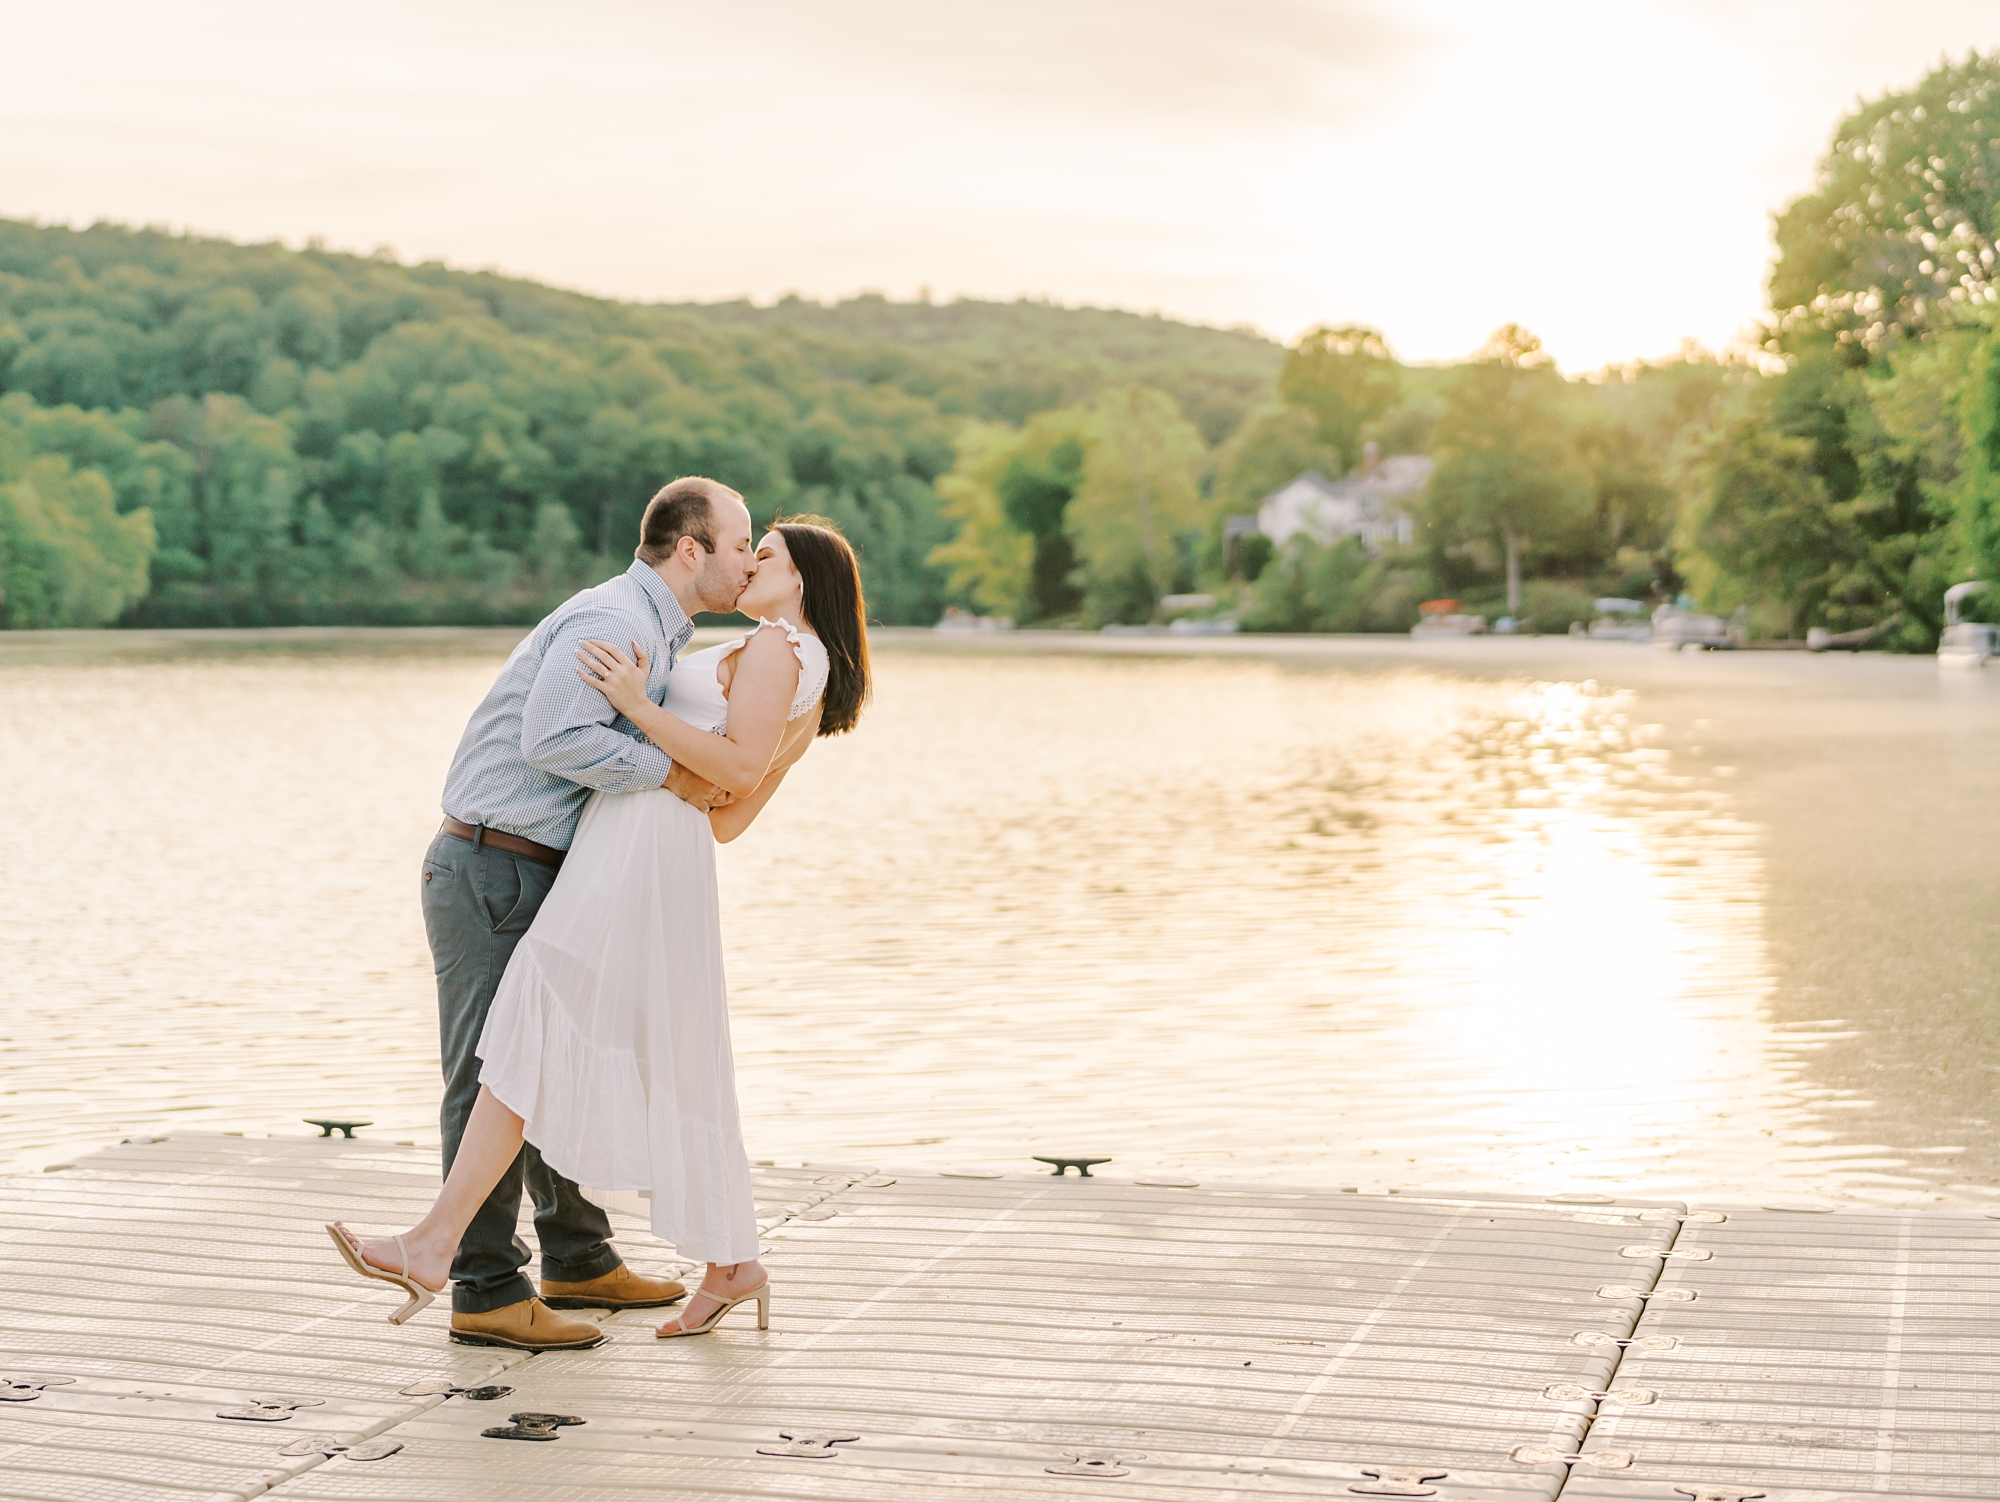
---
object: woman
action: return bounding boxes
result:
[330,516,869,1339]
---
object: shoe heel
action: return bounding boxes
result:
[329,1222,442,1325]
[390,1287,437,1326]
[753,1285,769,1331]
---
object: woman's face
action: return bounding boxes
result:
[736,531,803,619]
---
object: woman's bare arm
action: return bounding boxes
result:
[709,712,816,841]
[577,626,800,797]
[710,768,786,843]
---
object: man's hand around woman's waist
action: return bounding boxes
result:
[665,761,733,811]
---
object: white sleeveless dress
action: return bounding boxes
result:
[476,619,828,1264]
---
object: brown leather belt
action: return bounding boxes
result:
[441,816,565,869]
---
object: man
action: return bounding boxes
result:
[421,476,752,1351]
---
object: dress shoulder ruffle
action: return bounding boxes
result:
[715,617,829,722]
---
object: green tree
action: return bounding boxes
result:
[990,412,1091,620]
[0,392,192,595]
[0,394,193,516]
[1241,535,1370,632]
[0,217,1293,627]
[191,394,311,597]
[929,420,1036,618]
[1571,422,1673,556]
[1770,52,2000,352]
[1211,403,1342,514]
[0,450,155,627]
[1065,387,1209,624]
[798,472,955,625]
[1421,326,1587,613]
[1958,325,2000,588]
[1276,325,1399,475]
[1684,354,1953,639]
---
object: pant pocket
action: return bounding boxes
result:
[420,854,462,956]
[472,851,523,933]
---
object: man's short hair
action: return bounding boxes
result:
[635,477,740,566]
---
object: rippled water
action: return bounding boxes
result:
[2,629,1995,1208]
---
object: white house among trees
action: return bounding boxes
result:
[1257,443,1432,553]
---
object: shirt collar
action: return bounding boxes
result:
[626,559,696,662]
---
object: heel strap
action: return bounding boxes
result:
[696,1279,767,1302]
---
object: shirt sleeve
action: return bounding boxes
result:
[520,608,675,793]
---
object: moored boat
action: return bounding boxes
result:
[1651,604,1730,650]
[1938,582,1992,668]
[1410,599,1486,638]
[1585,597,1651,642]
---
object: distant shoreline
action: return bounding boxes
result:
[0,624,1951,687]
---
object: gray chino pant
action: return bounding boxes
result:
[421,827,622,1313]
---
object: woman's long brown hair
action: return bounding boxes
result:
[774,515,870,735]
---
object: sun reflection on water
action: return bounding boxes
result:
[0,637,1984,1206]
[721,660,1814,1200]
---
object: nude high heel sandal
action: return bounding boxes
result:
[654,1279,769,1338]
[326,1222,439,1324]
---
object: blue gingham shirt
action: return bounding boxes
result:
[441,560,695,850]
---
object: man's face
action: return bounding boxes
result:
[692,497,757,614]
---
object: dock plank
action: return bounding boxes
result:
[259,1167,1658,1502]
[0,1137,836,1502]
[22,1139,1989,1501]
[1564,1206,2000,1502]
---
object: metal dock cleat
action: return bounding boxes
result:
[1543,1382,1657,1405]
[757,1430,860,1458]
[0,1376,73,1402]
[278,1434,402,1461]
[304,1118,372,1138]
[217,1395,325,1422]
[1348,1467,1448,1496]
[483,1411,585,1441]
[399,1379,513,1400]
[1571,1330,1680,1351]
[1046,1450,1136,1477]
[1510,1445,1633,1469]
[1034,1156,1112,1177]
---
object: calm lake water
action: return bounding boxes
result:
[2,628,1995,1209]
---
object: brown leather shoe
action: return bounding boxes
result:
[449,1297,606,1351]
[541,1264,687,1310]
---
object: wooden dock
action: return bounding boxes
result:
[0,1136,1993,1500]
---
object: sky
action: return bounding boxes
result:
[3,0,1998,372]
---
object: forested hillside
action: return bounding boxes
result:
[0,219,1281,627]
[7,53,1999,643]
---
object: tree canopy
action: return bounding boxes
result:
[1770,52,2000,353]
[1275,325,1399,476]
[1673,52,2000,645]
[0,219,1281,627]
[929,390,1211,627]
[12,52,2000,647]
